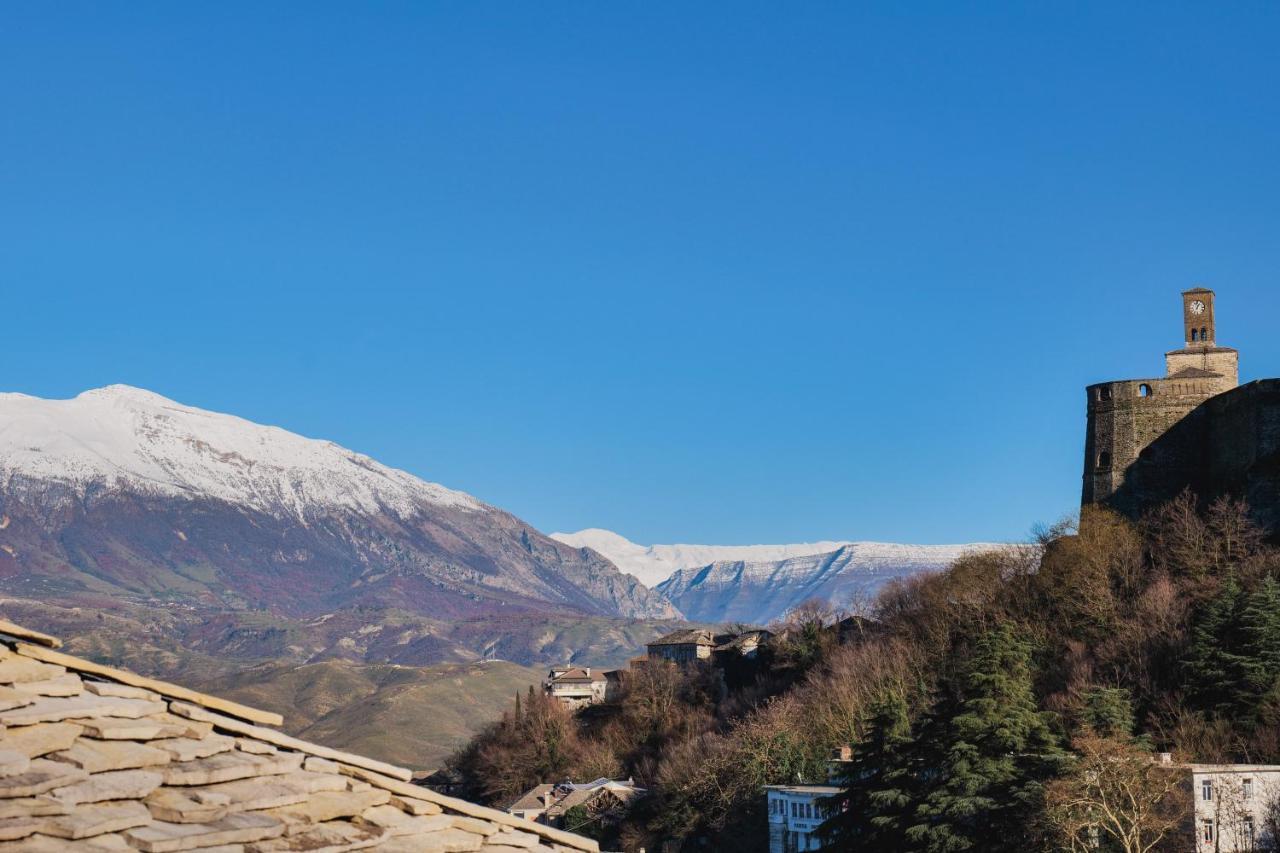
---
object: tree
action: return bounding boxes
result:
[1183,572,1247,718]
[819,690,915,850]
[1043,733,1188,853]
[1081,687,1139,741]
[1237,574,1280,720]
[905,622,1066,853]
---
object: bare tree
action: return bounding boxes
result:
[1044,733,1189,853]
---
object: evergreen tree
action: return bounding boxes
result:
[1081,687,1136,739]
[1236,574,1280,718]
[819,691,915,850]
[905,623,1065,853]
[1183,572,1248,717]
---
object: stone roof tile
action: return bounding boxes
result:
[0,620,599,852]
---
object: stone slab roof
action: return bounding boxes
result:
[0,619,598,852]
[646,629,716,647]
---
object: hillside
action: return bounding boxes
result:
[196,658,544,771]
[456,499,1280,852]
[0,385,676,621]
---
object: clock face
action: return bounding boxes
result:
[1189,300,1206,315]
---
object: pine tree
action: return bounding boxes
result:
[1183,572,1248,717]
[904,623,1065,853]
[819,691,915,850]
[1081,687,1136,739]
[1236,574,1280,718]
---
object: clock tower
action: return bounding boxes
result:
[1166,287,1237,390]
[1183,287,1216,346]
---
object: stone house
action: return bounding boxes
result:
[0,618,599,852]
[712,629,772,661]
[646,629,718,664]
[505,778,644,831]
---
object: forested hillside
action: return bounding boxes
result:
[450,495,1280,851]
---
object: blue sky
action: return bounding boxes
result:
[4,3,1279,545]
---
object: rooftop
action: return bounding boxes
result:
[0,618,598,852]
[763,784,842,795]
[647,629,718,647]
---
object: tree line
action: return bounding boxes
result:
[450,494,1280,851]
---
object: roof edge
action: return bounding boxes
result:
[342,764,601,852]
[10,640,283,727]
[3,627,601,851]
[0,618,61,648]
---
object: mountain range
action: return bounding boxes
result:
[549,528,852,588]
[0,385,676,621]
[552,528,1000,625]
[654,541,1001,624]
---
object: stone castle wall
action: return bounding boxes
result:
[1085,379,1280,534]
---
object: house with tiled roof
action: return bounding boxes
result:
[542,668,619,710]
[505,779,643,832]
[0,618,598,852]
[644,629,718,665]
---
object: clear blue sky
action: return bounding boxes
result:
[4,4,1279,545]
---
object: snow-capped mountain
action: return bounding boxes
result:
[0,385,478,520]
[549,528,851,588]
[0,386,677,620]
[654,542,1003,625]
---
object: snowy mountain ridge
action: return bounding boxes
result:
[0,385,481,522]
[549,527,851,588]
[656,541,1008,625]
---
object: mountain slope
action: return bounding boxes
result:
[196,658,543,771]
[550,528,852,588]
[0,386,677,620]
[655,542,1002,624]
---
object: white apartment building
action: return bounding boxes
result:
[1190,763,1280,851]
[764,784,839,853]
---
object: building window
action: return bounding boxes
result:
[1192,329,1199,342]
[1246,817,1256,844]
[1244,778,1254,800]
[1202,327,1208,341]
[1100,386,1113,401]
[1138,383,1152,397]
[1202,819,1214,843]
[1202,779,1214,801]
[791,802,798,818]
[1097,452,1111,470]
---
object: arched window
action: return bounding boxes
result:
[1100,387,1112,401]
[1098,451,1112,469]
[1139,384,1152,397]
[1191,329,1199,342]
[1202,327,1209,342]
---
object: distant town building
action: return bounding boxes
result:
[647,628,773,665]
[1185,762,1280,851]
[712,629,772,661]
[762,747,851,853]
[506,778,644,830]
[647,629,718,663]
[543,666,619,708]
[764,784,839,852]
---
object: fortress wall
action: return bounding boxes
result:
[1084,378,1213,513]
[1207,380,1280,532]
